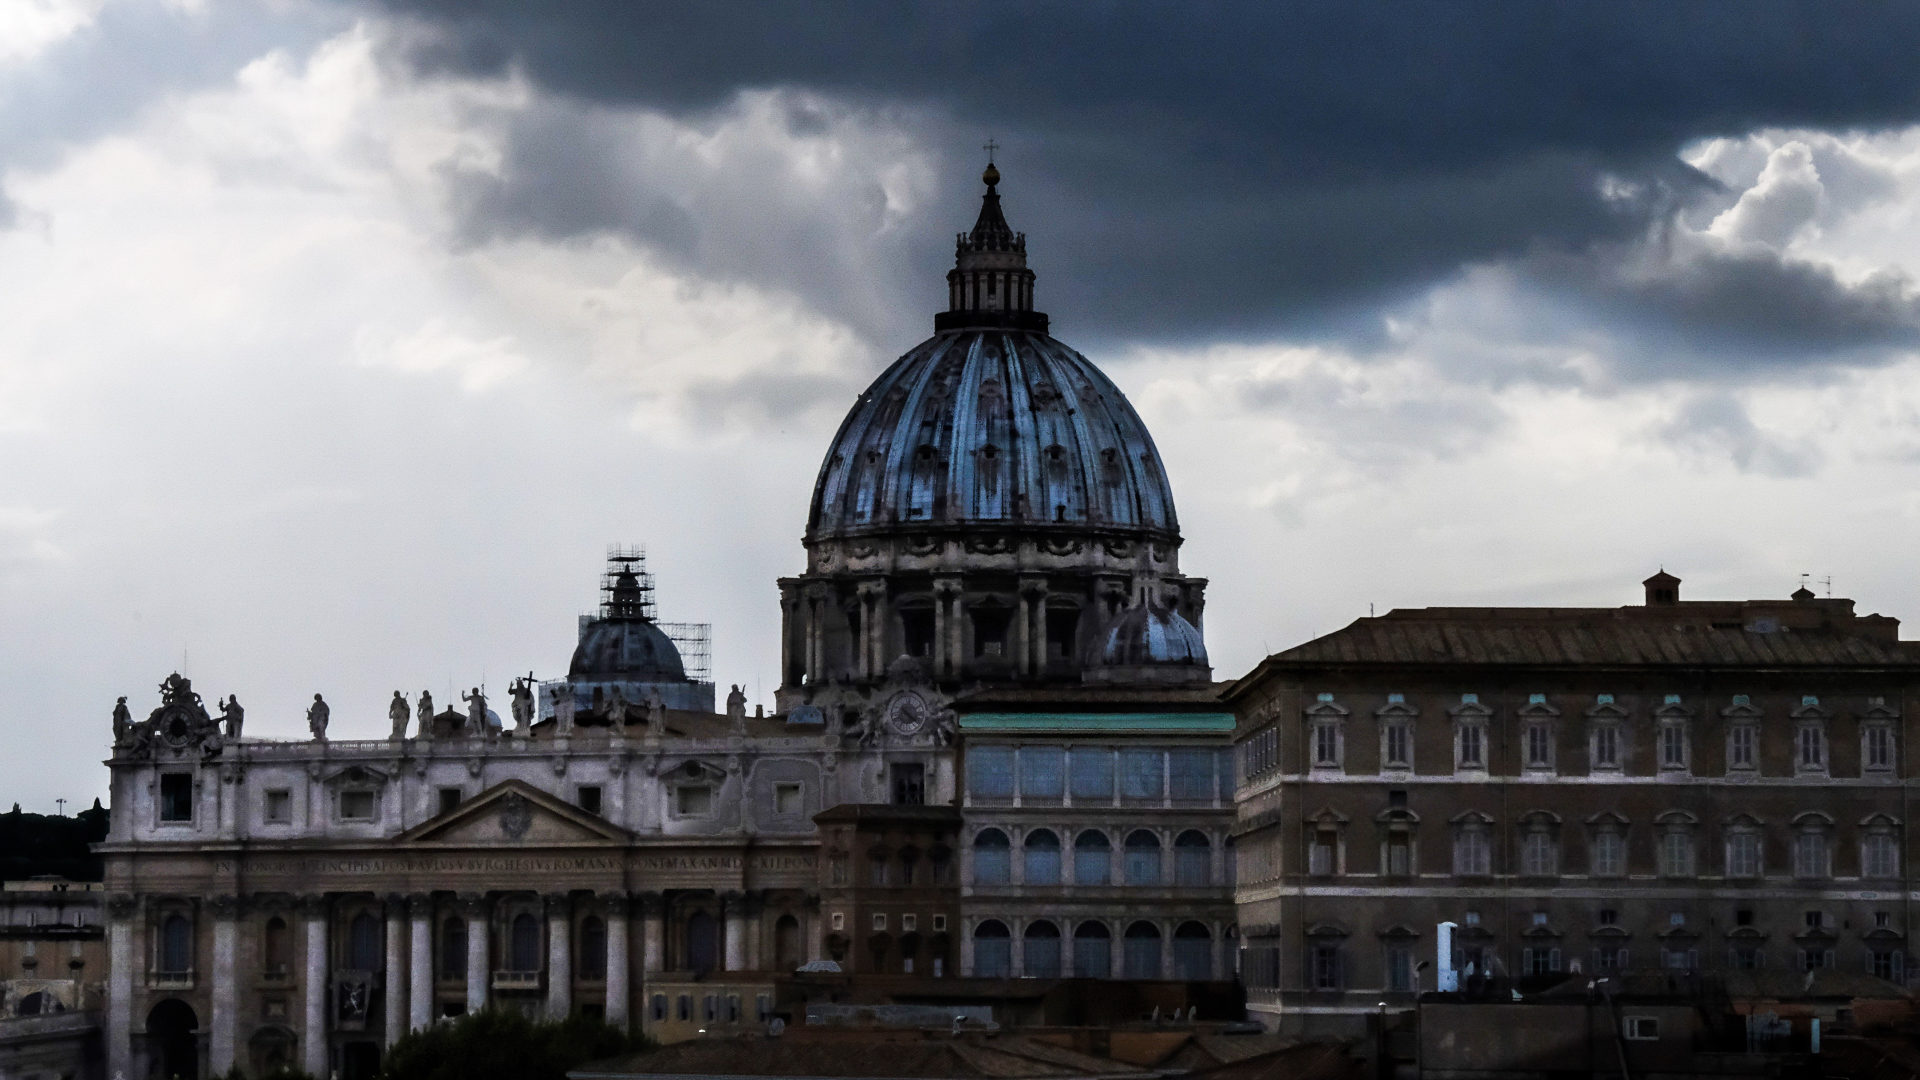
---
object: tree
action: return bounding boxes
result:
[380,1010,648,1080]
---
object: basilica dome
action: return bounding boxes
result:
[806,167,1178,545]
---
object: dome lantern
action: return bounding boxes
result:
[936,160,1047,333]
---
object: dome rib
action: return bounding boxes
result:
[807,329,1179,543]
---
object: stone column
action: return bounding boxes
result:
[1015,592,1031,677]
[106,894,137,1080]
[745,893,767,971]
[544,893,572,1019]
[209,895,240,1075]
[723,892,747,972]
[1213,920,1232,982]
[603,893,631,1031]
[932,594,948,678]
[1159,919,1175,981]
[1010,920,1025,978]
[407,894,433,1032]
[461,893,489,1014]
[1022,580,1049,674]
[384,895,407,1045]
[640,893,664,975]
[301,895,330,1078]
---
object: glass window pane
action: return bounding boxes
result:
[1019,747,1065,804]
[968,746,1015,802]
[1169,749,1213,802]
[1120,749,1163,803]
[1070,748,1114,801]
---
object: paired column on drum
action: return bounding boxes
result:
[545,893,572,1019]
[461,892,489,1013]
[209,895,240,1074]
[603,893,631,1030]
[640,893,665,977]
[723,892,748,971]
[407,894,433,1032]
[301,895,330,1078]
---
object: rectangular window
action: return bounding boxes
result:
[1068,747,1114,801]
[871,913,886,931]
[438,787,462,815]
[1623,1017,1659,1041]
[1119,749,1164,803]
[1801,948,1834,971]
[1456,724,1484,770]
[932,914,946,932]
[1798,725,1826,771]
[1520,832,1557,877]
[1525,723,1553,769]
[676,995,690,1021]
[1591,831,1625,878]
[1730,945,1763,970]
[1312,722,1341,768]
[1385,836,1411,876]
[1866,725,1895,771]
[576,785,603,814]
[338,790,377,821]
[889,765,923,806]
[1385,945,1414,992]
[1018,747,1065,804]
[902,913,916,932]
[1871,950,1905,981]
[1310,945,1342,990]
[1169,748,1214,802]
[1864,833,1900,879]
[1728,725,1756,770]
[650,994,667,1021]
[1659,831,1694,877]
[1308,830,1337,876]
[1726,832,1761,878]
[1382,722,1410,768]
[831,912,844,931]
[1523,947,1561,976]
[1793,832,1829,879]
[1660,724,1688,770]
[966,746,1015,802]
[1592,724,1620,770]
[1595,946,1630,972]
[774,782,803,815]
[262,789,291,824]
[675,785,713,817]
[159,773,193,823]
[1454,830,1491,876]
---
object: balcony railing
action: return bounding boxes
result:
[491,969,541,990]
[149,969,194,990]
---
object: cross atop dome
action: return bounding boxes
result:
[936,159,1047,333]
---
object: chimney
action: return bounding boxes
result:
[1643,570,1680,606]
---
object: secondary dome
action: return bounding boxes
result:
[807,166,1178,543]
[569,619,687,681]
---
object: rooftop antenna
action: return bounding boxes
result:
[55,798,66,817]
[1819,575,1833,598]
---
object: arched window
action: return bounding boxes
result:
[1023,921,1062,978]
[263,917,289,977]
[973,829,1011,885]
[1172,921,1212,980]
[1125,830,1162,886]
[1174,830,1211,886]
[439,916,467,981]
[1024,829,1061,885]
[509,912,541,972]
[579,916,608,981]
[348,911,382,971]
[158,913,192,975]
[1073,921,1112,979]
[1122,921,1162,980]
[774,914,803,970]
[1075,830,1111,886]
[973,920,1012,978]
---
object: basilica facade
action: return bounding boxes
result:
[96,164,1232,1080]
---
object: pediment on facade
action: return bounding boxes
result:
[397,779,631,845]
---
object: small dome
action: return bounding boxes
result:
[569,618,687,681]
[1100,602,1209,669]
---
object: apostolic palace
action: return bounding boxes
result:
[67,162,1920,1080]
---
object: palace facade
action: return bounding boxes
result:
[1229,574,1919,1037]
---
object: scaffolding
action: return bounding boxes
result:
[595,544,712,686]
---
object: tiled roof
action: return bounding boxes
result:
[1254,607,1920,672]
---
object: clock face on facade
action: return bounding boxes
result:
[885,691,931,736]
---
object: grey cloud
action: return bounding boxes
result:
[370,0,1920,366]
[1657,393,1820,476]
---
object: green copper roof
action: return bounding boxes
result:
[958,712,1235,733]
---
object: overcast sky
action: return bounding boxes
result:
[11,1,1920,811]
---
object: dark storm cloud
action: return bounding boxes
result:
[377,0,1920,363]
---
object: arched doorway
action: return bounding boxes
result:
[1074,921,1112,979]
[685,910,719,975]
[146,998,199,1080]
[1173,921,1213,980]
